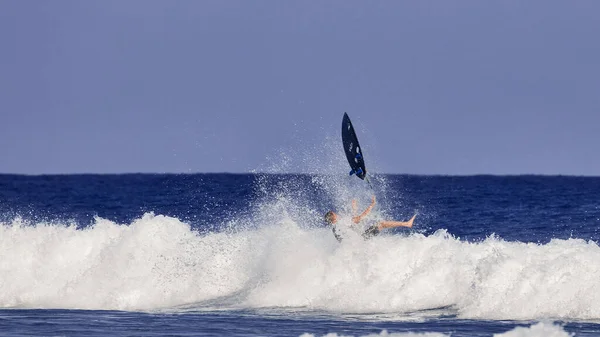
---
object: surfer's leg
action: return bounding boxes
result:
[363,214,415,240]
[377,214,416,230]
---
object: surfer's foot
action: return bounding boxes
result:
[406,214,417,228]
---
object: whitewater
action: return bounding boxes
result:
[2,210,599,322]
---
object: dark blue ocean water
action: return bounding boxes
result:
[1,174,600,336]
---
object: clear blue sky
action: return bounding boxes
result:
[1,1,599,175]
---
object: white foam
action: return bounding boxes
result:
[0,214,257,310]
[496,322,573,337]
[2,211,600,320]
[298,322,571,337]
[300,330,448,337]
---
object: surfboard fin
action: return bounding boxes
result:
[349,169,356,176]
[365,175,374,189]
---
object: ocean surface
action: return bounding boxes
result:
[2,173,600,336]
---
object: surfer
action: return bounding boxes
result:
[324,196,416,242]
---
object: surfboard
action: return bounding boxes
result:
[341,112,367,180]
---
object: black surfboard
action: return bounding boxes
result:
[341,112,367,180]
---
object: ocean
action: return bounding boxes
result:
[1,173,600,336]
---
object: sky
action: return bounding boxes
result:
[1,1,599,175]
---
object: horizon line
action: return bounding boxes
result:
[1,171,600,178]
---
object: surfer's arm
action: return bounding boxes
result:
[352,196,376,224]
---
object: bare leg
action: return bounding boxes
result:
[377,214,416,230]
